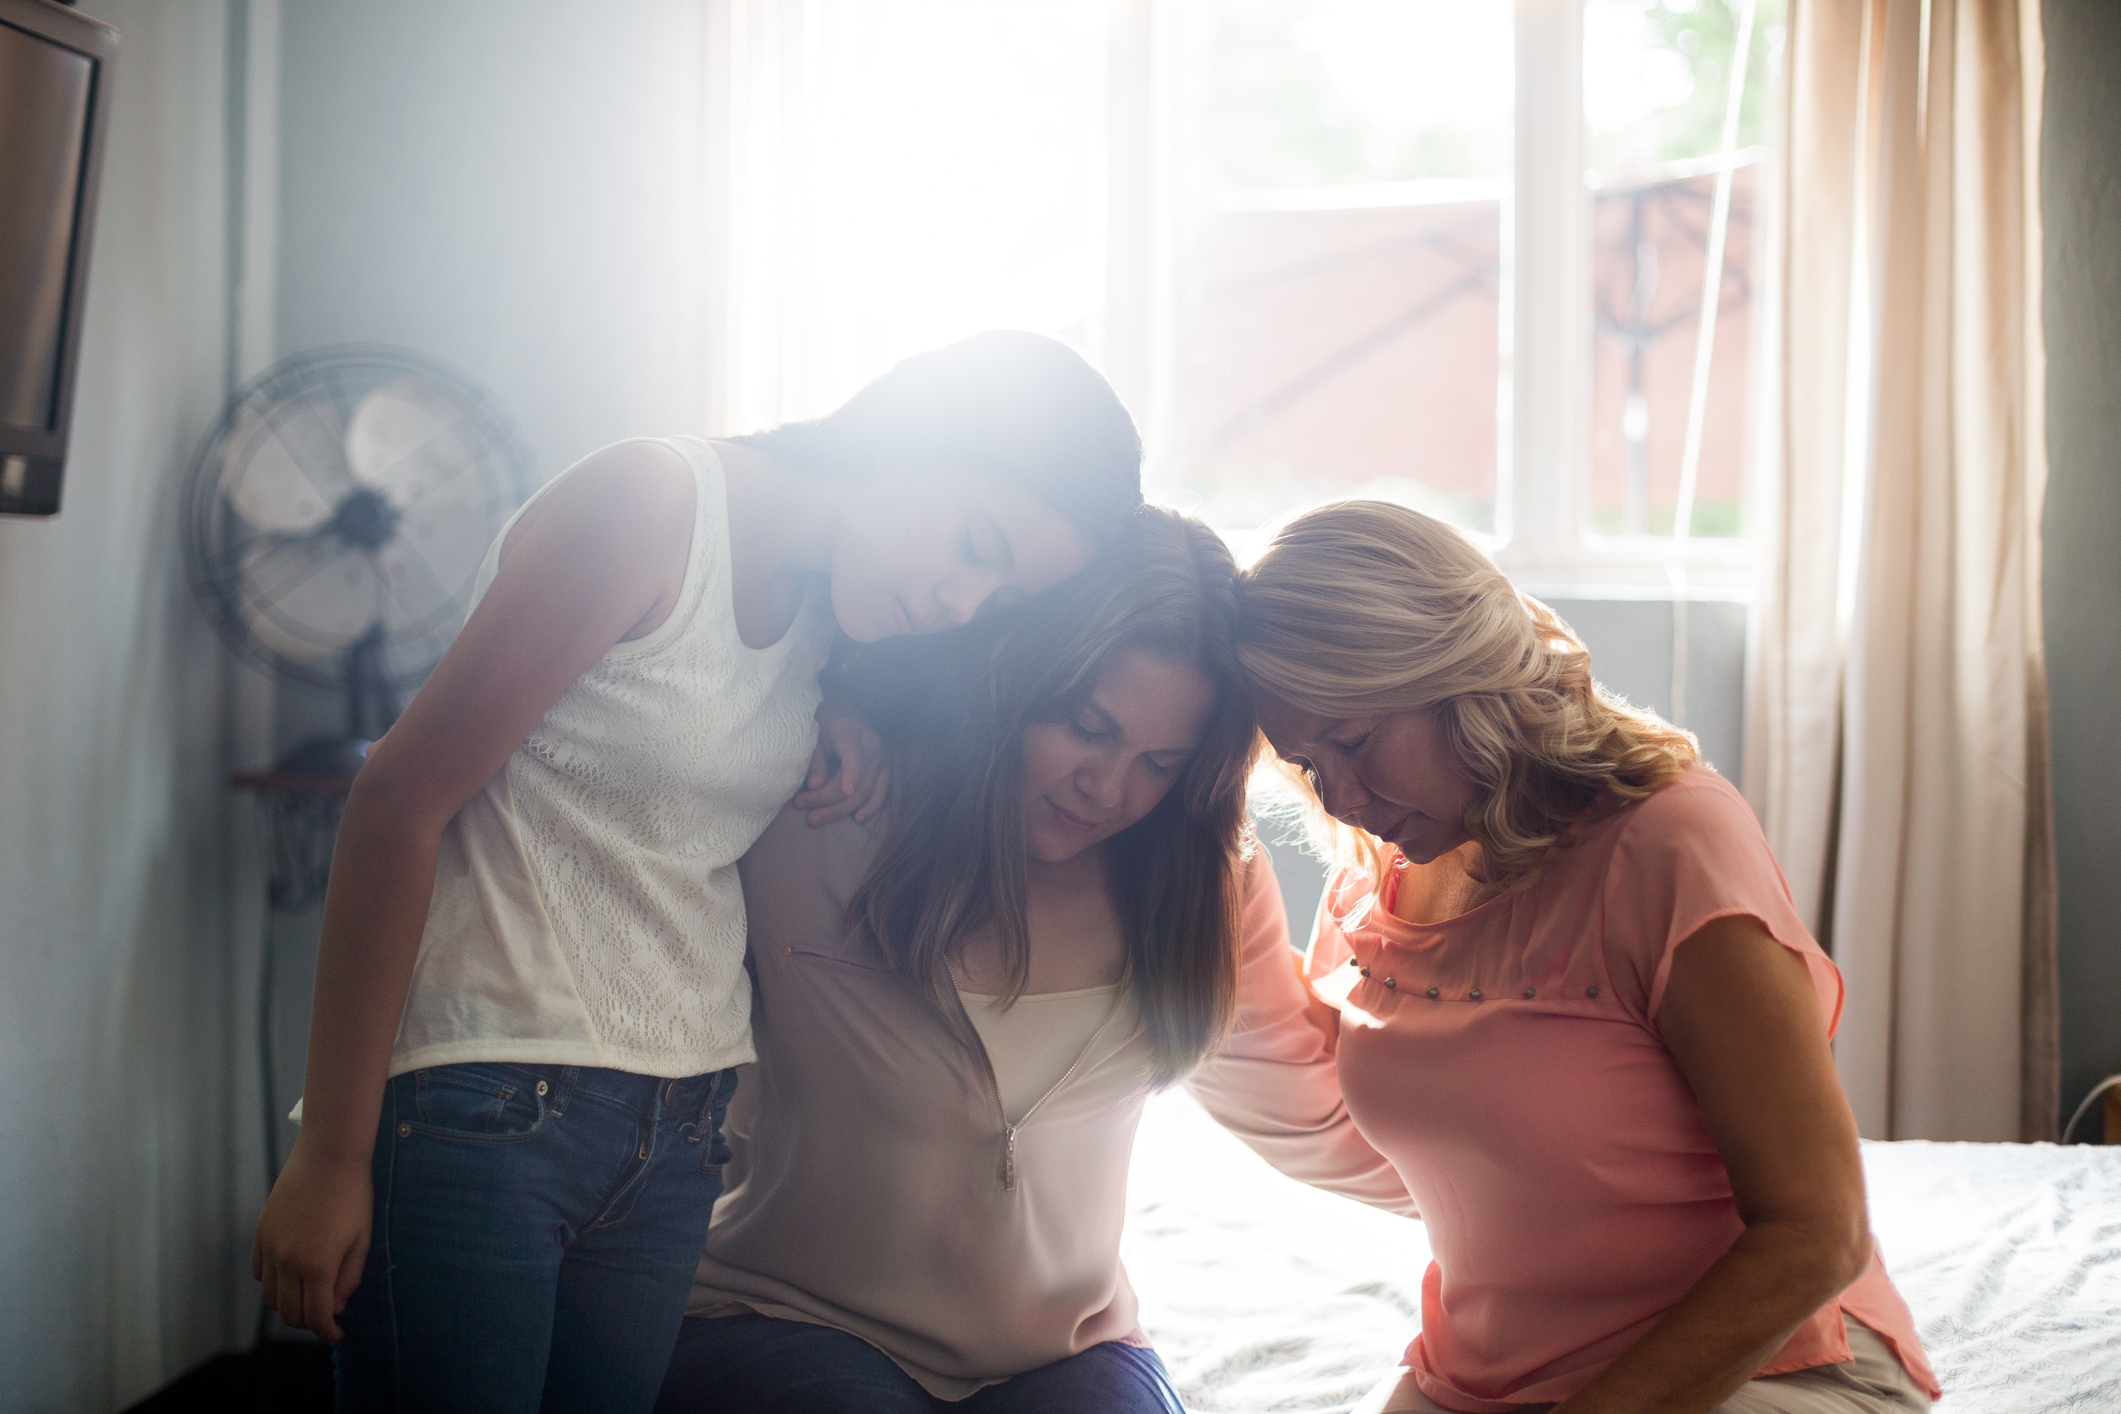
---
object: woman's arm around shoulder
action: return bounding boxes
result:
[1183,852,1416,1216]
[250,441,696,1341]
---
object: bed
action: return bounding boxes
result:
[1123,1091,2121,1413]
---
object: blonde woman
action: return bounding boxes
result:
[1235,501,1939,1414]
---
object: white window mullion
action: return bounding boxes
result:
[1100,0,1177,442]
[1502,0,1589,581]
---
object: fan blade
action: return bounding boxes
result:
[223,400,354,534]
[377,477,497,638]
[239,538,385,663]
[346,380,478,505]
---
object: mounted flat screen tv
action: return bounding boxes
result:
[0,0,116,518]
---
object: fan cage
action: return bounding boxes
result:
[182,345,533,699]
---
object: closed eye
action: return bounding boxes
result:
[964,514,1014,571]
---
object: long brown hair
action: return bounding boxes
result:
[1237,500,1699,894]
[844,507,1255,1082]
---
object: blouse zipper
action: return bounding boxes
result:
[985,990,1127,1191]
[974,1049,1015,1188]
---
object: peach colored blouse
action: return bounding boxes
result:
[1306,767,1939,1413]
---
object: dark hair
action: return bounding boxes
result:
[844,507,1256,1083]
[735,330,1144,545]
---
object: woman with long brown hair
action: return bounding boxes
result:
[1237,500,1938,1414]
[655,507,1412,1414]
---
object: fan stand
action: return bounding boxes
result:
[273,627,400,778]
[229,626,399,1357]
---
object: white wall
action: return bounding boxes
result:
[275,0,711,487]
[0,3,258,1407]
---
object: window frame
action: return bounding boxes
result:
[1105,0,1765,597]
[1507,0,1763,597]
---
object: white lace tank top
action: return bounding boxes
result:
[389,437,837,1079]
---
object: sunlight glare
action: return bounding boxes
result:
[1294,0,1512,140]
[782,0,1107,416]
[1583,1,1697,138]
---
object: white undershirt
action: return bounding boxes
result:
[957,984,1125,1125]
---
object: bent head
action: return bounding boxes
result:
[998,508,1255,877]
[1235,501,1698,886]
[847,505,1255,1079]
[1020,647,1216,865]
[825,468,1092,641]
[738,331,1143,641]
[1251,696,1479,867]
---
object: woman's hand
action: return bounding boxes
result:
[1552,915,1872,1414]
[795,695,888,826]
[251,1142,373,1341]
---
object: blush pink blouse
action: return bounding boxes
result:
[1306,767,1939,1412]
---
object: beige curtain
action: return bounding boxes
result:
[1744,0,2057,1142]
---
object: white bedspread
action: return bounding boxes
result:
[1864,1141,2121,1412]
[1124,1091,2121,1413]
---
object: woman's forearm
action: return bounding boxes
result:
[1553,1218,1870,1414]
[284,776,449,1167]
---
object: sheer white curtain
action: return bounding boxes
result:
[1744,0,2056,1142]
[699,0,815,438]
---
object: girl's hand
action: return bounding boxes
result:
[251,1139,373,1342]
[795,696,888,826]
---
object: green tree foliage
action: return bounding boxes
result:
[1588,0,1787,171]
[1203,4,1376,190]
[1201,1,1510,191]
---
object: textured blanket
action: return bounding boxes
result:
[1125,1092,2121,1413]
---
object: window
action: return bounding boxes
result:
[703,0,1786,591]
[1582,0,1784,551]
[1158,2,1512,539]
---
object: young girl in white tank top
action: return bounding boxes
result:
[249,332,1143,1414]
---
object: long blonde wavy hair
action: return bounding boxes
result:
[1236,500,1699,895]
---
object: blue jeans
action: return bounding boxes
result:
[654,1313,1188,1413]
[336,1063,737,1414]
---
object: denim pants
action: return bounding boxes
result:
[654,1313,1189,1414]
[336,1062,737,1414]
